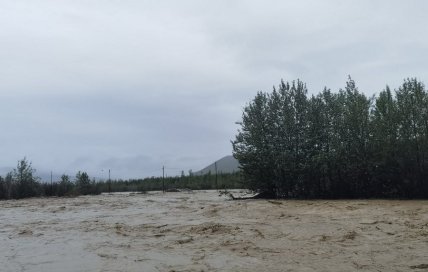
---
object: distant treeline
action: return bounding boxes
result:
[233,77,428,198]
[101,172,241,193]
[0,158,242,200]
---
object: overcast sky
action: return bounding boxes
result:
[1,0,428,179]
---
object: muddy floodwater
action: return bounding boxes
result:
[1,191,427,272]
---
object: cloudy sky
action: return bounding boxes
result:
[1,0,427,179]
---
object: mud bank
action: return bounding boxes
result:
[1,191,427,271]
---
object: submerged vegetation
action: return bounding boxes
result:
[0,158,241,200]
[233,77,428,198]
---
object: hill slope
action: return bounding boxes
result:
[196,155,240,175]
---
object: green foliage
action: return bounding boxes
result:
[0,158,41,199]
[75,171,100,195]
[13,158,41,198]
[233,77,428,198]
[95,172,242,193]
[58,174,74,196]
[0,161,240,200]
[4,76,428,201]
[0,176,4,199]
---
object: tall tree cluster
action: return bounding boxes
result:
[233,77,428,198]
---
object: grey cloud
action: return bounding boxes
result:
[1,1,428,178]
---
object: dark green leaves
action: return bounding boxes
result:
[233,77,428,198]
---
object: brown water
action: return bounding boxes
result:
[1,191,427,271]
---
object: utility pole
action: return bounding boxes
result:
[162,166,165,193]
[215,161,218,191]
[50,171,53,194]
[108,169,111,193]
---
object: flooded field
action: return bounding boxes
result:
[1,190,427,272]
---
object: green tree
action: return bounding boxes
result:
[233,77,428,199]
[0,176,4,199]
[75,171,91,195]
[395,78,428,196]
[232,91,277,196]
[12,158,40,198]
[340,77,373,197]
[58,174,74,196]
[371,86,400,196]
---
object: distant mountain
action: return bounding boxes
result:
[195,155,240,175]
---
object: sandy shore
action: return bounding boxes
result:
[0,190,427,272]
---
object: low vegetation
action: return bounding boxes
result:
[0,158,241,200]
